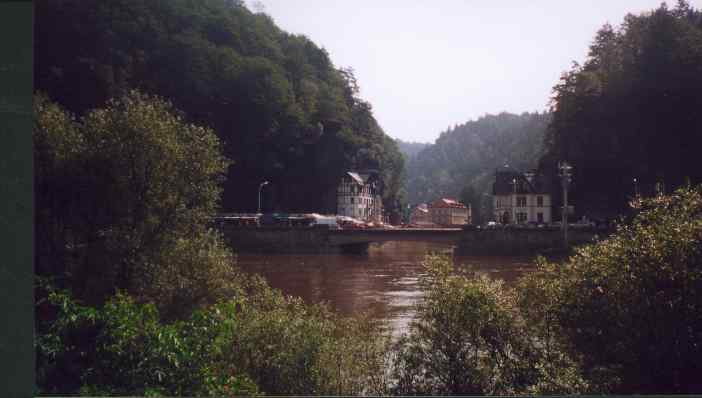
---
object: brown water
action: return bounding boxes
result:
[236,241,537,337]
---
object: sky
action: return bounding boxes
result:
[249,1,697,143]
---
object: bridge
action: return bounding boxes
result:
[217,224,610,255]
[328,228,461,246]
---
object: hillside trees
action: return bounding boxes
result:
[395,139,430,160]
[35,0,404,215]
[405,112,550,223]
[540,1,702,215]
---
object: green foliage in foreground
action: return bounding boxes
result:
[35,274,390,396]
[392,255,586,395]
[34,92,236,319]
[519,186,702,393]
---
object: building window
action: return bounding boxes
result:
[537,196,543,207]
[537,212,544,223]
[351,197,354,204]
[517,212,527,223]
[517,196,526,207]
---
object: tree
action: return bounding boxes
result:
[35,273,390,396]
[391,255,585,395]
[459,185,480,224]
[34,91,235,318]
[35,0,406,213]
[521,186,702,393]
[540,1,702,216]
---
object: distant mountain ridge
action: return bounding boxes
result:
[404,112,550,222]
[395,139,430,160]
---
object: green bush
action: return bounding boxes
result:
[391,254,586,395]
[34,91,236,317]
[519,186,702,393]
[35,274,389,396]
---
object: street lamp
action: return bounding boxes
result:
[511,177,517,224]
[258,181,269,214]
[633,177,639,198]
[558,161,573,247]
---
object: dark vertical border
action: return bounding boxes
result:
[0,1,34,397]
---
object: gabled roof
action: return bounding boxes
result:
[493,168,551,195]
[346,172,365,185]
[344,170,381,186]
[429,198,467,209]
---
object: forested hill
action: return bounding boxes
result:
[35,0,404,214]
[395,139,430,160]
[405,112,550,222]
[540,1,702,216]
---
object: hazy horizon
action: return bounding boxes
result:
[249,0,693,143]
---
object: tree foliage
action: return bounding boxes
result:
[395,139,430,161]
[35,0,404,214]
[34,91,235,318]
[519,186,702,393]
[540,1,702,215]
[391,255,586,395]
[35,275,390,396]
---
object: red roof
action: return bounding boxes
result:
[429,198,467,209]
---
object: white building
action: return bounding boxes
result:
[337,171,382,222]
[492,168,552,224]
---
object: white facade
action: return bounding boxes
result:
[336,172,382,222]
[493,193,552,224]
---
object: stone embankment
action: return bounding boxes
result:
[455,226,610,255]
[217,223,611,255]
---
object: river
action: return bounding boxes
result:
[236,241,538,337]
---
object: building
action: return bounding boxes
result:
[428,198,471,226]
[336,171,383,222]
[492,167,552,224]
[409,203,432,226]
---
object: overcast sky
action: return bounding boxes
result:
[249,1,696,143]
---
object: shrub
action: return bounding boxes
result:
[34,91,235,316]
[520,186,702,393]
[391,254,584,395]
[35,274,389,396]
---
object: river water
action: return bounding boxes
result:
[236,241,537,337]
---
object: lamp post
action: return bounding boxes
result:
[258,181,269,214]
[558,161,573,248]
[633,177,639,198]
[511,177,517,224]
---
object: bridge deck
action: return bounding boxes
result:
[328,228,462,245]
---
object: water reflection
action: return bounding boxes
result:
[236,241,536,336]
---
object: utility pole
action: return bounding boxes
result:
[558,161,573,248]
